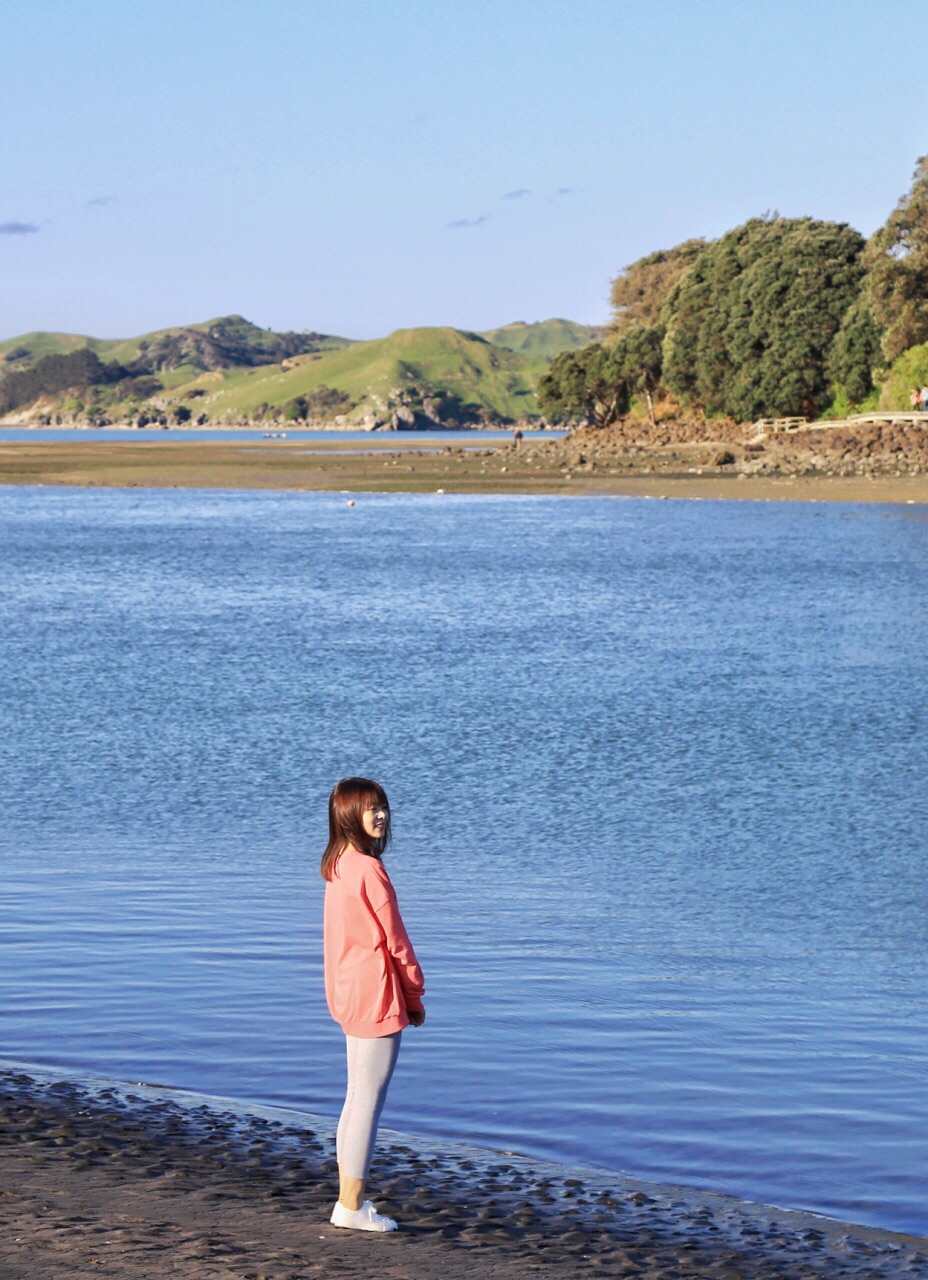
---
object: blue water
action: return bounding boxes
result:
[1,486,926,1235]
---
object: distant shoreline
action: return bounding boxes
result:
[1,438,927,503]
[0,422,549,434]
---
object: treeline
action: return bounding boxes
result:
[0,349,129,413]
[540,156,928,425]
[0,315,335,416]
[134,316,328,373]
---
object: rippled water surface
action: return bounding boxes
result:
[1,487,926,1234]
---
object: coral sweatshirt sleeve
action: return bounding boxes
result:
[372,874,426,1016]
[324,849,425,1038]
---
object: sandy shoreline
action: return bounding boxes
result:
[0,1069,925,1280]
[1,439,928,502]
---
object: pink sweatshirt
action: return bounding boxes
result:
[323,848,425,1038]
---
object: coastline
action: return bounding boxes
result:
[2,1067,925,1280]
[1,438,928,502]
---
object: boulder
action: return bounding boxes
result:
[390,405,436,431]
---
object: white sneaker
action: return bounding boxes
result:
[329,1200,398,1232]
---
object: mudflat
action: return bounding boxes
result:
[1,1072,925,1280]
[2,438,928,502]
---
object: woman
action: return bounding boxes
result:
[322,777,426,1232]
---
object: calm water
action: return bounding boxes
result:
[1,487,926,1235]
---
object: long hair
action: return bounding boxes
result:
[321,776,391,880]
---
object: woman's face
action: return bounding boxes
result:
[361,802,389,841]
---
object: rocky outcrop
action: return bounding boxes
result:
[538,415,928,477]
[390,404,436,430]
[384,383,499,430]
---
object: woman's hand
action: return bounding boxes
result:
[408,1008,426,1027]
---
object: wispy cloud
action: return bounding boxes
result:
[87,195,117,207]
[555,186,573,197]
[447,214,490,229]
[0,221,39,235]
[503,188,530,200]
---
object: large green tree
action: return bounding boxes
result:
[661,216,866,420]
[538,344,628,426]
[538,325,663,426]
[607,323,664,423]
[609,239,706,336]
[864,155,928,363]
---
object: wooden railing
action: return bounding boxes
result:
[754,411,928,434]
[753,417,809,433]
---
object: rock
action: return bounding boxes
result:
[714,450,737,466]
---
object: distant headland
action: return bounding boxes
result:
[0,317,602,431]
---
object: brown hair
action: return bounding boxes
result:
[321,776,391,880]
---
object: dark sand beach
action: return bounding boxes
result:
[1,1071,925,1280]
[1,437,928,502]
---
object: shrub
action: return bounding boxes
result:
[284,397,308,421]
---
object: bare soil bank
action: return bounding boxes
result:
[1,1071,925,1280]
[2,437,928,502]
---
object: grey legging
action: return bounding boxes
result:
[336,1031,402,1179]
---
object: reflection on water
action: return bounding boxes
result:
[1,488,926,1234]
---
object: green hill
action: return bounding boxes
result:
[479,318,604,359]
[197,326,547,424]
[0,316,584,424]
[0,331,109,364]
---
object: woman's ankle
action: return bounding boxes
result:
[338,1168,365,1211]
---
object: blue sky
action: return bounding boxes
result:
[3,0,927,341]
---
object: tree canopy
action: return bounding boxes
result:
[864,155,928,363]
[826,297,883,405]
[538,325,664,426]
[608,239,706,336]
[661,216,866,420]
[538,344,630,426]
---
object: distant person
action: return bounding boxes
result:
[920,386,928,412]
[910,389,921,413]
[322,777,426,1233]
[513,428,523,447]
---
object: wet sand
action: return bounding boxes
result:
[2,438,928,502]
[0,1071,925,1279]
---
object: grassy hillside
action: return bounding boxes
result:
[479,318,603,359]
[0,331,109,363]
[196,326,547,422]
[0,317,579,423]
[0,321,216,366]
[0,316,351,371]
